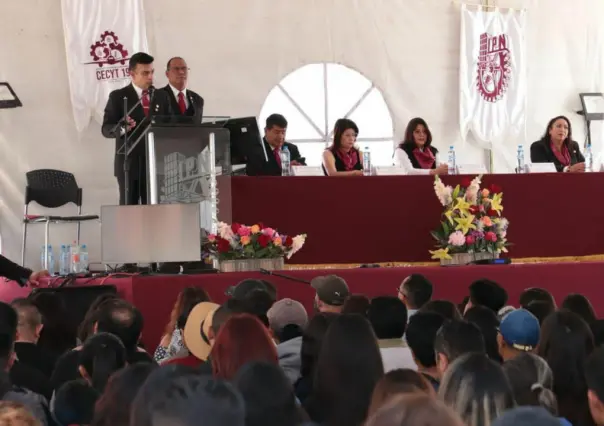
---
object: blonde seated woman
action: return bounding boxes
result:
[394,117,448,175]
[322,118,364,176]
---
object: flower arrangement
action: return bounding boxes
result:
[203,222,307,261]
[429,175,509,261]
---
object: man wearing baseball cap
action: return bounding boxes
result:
[497,308,540,361]
[310,275,350,313]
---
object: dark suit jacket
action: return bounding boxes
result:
[101,84,170,177]
[160,85,204,122]
[0,255,31,286]
[530,139,585,172]
[246,139,304,176]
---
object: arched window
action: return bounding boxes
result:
[259,63,394,166]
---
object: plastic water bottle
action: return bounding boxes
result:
[40,245,48,271]
[517,145,525,174]
[585,144,593,172]
[280,146,291,176]
[80,244,89,272]
[40,245,55,275]
[447,146,456,175]
[70,242,81,274]
[363,147,372,176]
[59,245,69,275]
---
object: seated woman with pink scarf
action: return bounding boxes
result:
[530,115,585,173]
[322,118,364,176]
[394,118,448,175]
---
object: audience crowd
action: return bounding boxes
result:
[0,273,601,426]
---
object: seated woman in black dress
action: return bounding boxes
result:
[393,117,449,175]
[530,115,585,173]
[322,118,364,176]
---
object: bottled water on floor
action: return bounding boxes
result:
[447,146,456,175]
[517,145,525,174]
[280,146,291,176]
[363,147,372,176]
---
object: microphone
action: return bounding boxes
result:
[259,268,311,284]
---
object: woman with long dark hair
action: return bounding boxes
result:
[322,118,364,176]
[304,314,384,426]
[530,115,585,172]
[394,117,448,175]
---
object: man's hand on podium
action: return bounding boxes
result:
[28,270,50,287]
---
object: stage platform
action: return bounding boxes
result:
[1,261,603,349]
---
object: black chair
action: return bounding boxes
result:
[21,169,99,267]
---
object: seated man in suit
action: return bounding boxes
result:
[160,57,204,121]
[246,114,305,176]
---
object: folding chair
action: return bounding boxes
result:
[21,169,99,267]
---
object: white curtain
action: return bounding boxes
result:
[459,5,527,170]
[61,0,149,131]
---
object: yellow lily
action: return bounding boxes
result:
[444,209,455,225]
[452,197,472,216]
[455,214,476,235]
[490,193,503,215]
[429,248,452,260]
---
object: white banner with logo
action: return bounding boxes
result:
[459,5,527,147]
[61,0,149,132]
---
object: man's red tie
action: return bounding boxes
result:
[178,92,186,114]
[142,90,150,116]
[274,148,282,167]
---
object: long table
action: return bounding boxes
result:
[2,262,604,349]
[228,173,604,264]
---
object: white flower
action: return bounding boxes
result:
[287,234,307,259]
[465,175,482,204]
[497,218,509,230]
[434,178,453,206]
[217,222,235,243]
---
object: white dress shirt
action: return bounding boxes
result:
[394,147,440,175]
[169,84,189,109]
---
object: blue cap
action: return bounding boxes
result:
[499,308,540,351]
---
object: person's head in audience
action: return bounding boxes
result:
[497,309,540,361]
[562,293,597,325]
[331,118,359,152]
[464,305,502,363]
[368,369,434,416]
[165,56,189,91]
[459,296,470,314]
[10,299,42,344]
[497,305,516,321]
[91,363,157,426]
[310,275,350,314]
[368,296,407,341]
[406,312,446,384]
[182,301,220,361]
[264,114,288,149]
[94,299,144,356]
[585,347,604,426]
[342,294,370,316]
[29,291,76,355]
[54,379,100,425]
[164,286,210,337]
[366,394,465,426]
[78,332,127,393]
[131,365,245,426]
[465,279,508,314]
[77,293,120,343]
[234,361,304,426]
[591,320,604,348]
[526,300,556,325]
[0,302,18,373]
[434,319,485,377]
[519,288,556,309]
[266,298,308,343]
[538,310,595,426]
[211,314,278,380]
[503,352,558,416]
[0,401,40,426]
[307,314,384,426]
[298,312,338,388]
[439,353,515,426]
[491,406,561,426]
[227,279,277,303]
[420,300,462,320]
[210,299,249,340]
[397,274,433,313]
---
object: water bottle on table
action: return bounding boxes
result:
[517,145,525,174]
[59,245,69,275]
[280,146,291,176]
[447,146,456,175]
[80,244,89,272]
[363,147,372,176]
[585,143,593,172]
[70,241,81,274]
[40,245,55,275]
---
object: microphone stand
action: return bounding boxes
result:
[259,268,311,284]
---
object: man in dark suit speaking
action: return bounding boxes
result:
[246,114,305,176]
[101,52,170,205]
[160,57,204,120]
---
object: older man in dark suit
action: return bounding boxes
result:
[160,57,204,121]
[101,52,170,205]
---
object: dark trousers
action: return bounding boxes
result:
[117,155,148,205]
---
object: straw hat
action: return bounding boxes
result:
[183,301,220,361]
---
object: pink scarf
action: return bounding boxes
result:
[550,142,570,166]
[412,147,436,169]
[335,149,359,171]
